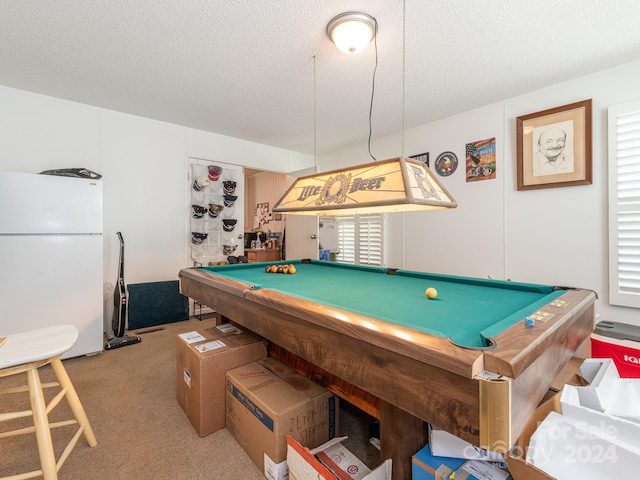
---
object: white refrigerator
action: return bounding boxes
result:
[0,171,103,358]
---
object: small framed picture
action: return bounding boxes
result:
[435,151,458,177]
[410,152,429,167]
[256,202,270,225]
[274,213,283,221]
[516,99,592,190]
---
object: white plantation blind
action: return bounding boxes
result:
[609,101,640,308]
[336,214,383,266]
[337,215,356,263]
[358,214,382,266]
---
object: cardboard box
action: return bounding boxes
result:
[504,390,562,480]
[226,357,338,479]
[504,372,597,480]
[515,360,640,479]
[287,435,391,480]
[427,424,504,462]
[412,443,465,480]
[591,321,640,378]
[176,323,267,436]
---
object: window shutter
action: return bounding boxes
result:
[337,215,356,263]
[336,214,383,266]
[609,101,640,307]
[358,214,382,266]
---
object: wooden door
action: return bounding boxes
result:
[284,215,319,260]
[282,168,319,260]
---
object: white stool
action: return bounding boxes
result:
[0,325,97,480]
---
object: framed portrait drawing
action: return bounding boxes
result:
[516,99,592,190]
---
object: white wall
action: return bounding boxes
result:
[0,88,100,172]
[100,110,188,284]
[0,85,314,288]
[318,59,640,328]
[3,58,640,327]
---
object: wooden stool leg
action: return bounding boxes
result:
[50,358,97,447]
[27,367,58,480]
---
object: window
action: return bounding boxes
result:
[336,215,355,263]
[336,214,383,266]
[609,100,640,308]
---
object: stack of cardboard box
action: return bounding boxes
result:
[226,357,338,480]
[176,323,267,436]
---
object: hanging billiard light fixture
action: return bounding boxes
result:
[272,156,457,216]
[273,2,457,216]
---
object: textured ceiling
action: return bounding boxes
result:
[1,1,640,157]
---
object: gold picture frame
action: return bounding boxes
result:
[516,99,592,190]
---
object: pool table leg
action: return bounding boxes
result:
[379,400,427,480]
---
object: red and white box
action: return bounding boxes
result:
[286,436,391,480]
[591,321,640,378]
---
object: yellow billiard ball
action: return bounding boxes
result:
[425,287,438,299]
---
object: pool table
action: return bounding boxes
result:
[179,260,595,478]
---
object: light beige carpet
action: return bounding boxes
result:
[1,317,266,479]
[1,317,379,479]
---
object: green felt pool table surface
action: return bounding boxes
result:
[199,259,565,349]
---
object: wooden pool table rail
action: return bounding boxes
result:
[179,267,596,479]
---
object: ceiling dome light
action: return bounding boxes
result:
[326,12,377,54]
